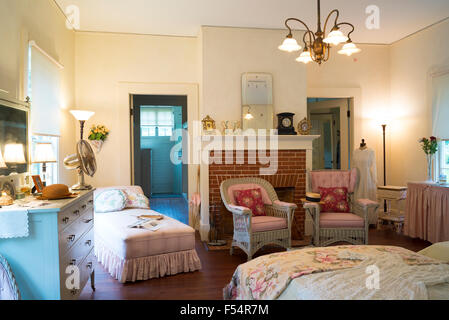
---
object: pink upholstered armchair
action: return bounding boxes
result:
[304,169,379,246]
[220,177,296,261]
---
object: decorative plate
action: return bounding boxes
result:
[297,117,312,135]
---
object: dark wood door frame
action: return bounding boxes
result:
[130,94,188,195]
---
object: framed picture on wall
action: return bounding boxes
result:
[32,175,44,193]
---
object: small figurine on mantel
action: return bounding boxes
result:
[352,139,377,203]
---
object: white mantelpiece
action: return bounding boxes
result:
[198,135,320,241]
[200,135,320,151]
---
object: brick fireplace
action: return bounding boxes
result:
[208,150,307,240]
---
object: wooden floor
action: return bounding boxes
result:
[80,197,431,300]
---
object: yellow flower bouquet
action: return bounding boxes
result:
[88,124,110,141]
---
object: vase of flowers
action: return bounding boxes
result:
[419,136,438,182]
[88,124,110,153]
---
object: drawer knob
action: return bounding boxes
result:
[70,259,77,265]
[73,210,80,216]
[82,204,87,209]
[86,262,93,269]
[62,217,69,224]
[67,235,76,242]
[83,218,93,224]
[85,240,92,246]
[88,200,94,204]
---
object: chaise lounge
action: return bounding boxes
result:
[94,186,201,283]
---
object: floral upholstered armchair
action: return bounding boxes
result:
[220,178,297,261]
[304,169,379,247]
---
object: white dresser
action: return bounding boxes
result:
[0,190,95,300]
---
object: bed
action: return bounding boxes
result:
[224,245,449,300]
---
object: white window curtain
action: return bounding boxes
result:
[28,42,63,136]
[140,107,174,137]
[432,72,449,139]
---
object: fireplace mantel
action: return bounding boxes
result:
[198,135,320,242]
[200,135,320,151]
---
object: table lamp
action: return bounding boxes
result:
[32,143,57,185]
[4,144,26,171]
[70,110,95,140]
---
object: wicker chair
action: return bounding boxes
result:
[220,177,297,261]
[304,169,379,247]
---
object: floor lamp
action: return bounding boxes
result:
[382,124,387,212]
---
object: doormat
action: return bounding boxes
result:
[204,236,313,251]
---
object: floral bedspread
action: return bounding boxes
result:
[223,246,444,300]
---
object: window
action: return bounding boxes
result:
[30,135,59,185]
[141,107,174,137]
[27,42,62,184]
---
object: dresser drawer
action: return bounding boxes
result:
[58,195,94,232]
[60,227,94,273]
[59,209,94,255]
[61,249,95,300]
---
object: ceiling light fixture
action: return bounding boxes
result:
[279,0,361,65]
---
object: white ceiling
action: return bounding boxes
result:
[55,0,449,44]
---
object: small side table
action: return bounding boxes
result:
[377,186,407,233]
[301,198,324,246]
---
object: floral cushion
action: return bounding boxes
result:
[94,189,127,213]
[233,188,266,216]
[319,187,350,213]
[123,190,150,209]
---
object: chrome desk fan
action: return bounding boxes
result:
[64,110,97,190]
[64,140,97,190]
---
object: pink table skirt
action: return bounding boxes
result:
[405,182,449,243]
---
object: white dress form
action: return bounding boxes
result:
[352,147,378,202]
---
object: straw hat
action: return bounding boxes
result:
[38,184,78,200]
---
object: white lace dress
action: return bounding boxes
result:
[352,148,378,203]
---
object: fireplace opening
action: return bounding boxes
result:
[275,187,295,203]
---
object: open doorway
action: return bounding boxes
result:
[307,97,354,170]
[131,95,188,201]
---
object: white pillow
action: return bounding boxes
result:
[418,242,449,262]
[94,189,127,213]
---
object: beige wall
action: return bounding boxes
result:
[0,0,76,185]
[307,44,391,185]
[73,21,449,189]
[74,32,199,187]
[390,19,449,185]
[201,26,308,124]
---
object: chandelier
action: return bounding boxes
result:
[279,0,361,65]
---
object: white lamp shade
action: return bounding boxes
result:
[244,112,254,120]
[33,143,57,163]
[0,151,7,168]
[323,29,349,46]
[70,110,95,121]
[338,42,361,56]
[278,37,301,52]
[4,144,26,164]
[296,51,313,64]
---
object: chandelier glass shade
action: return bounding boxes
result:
[338,41,361,56]
[278,36,302,52]
[296,50,313,64]
[279,0,361,65]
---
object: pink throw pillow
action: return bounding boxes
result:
[233,188,266,216]
[319,187,350,213]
